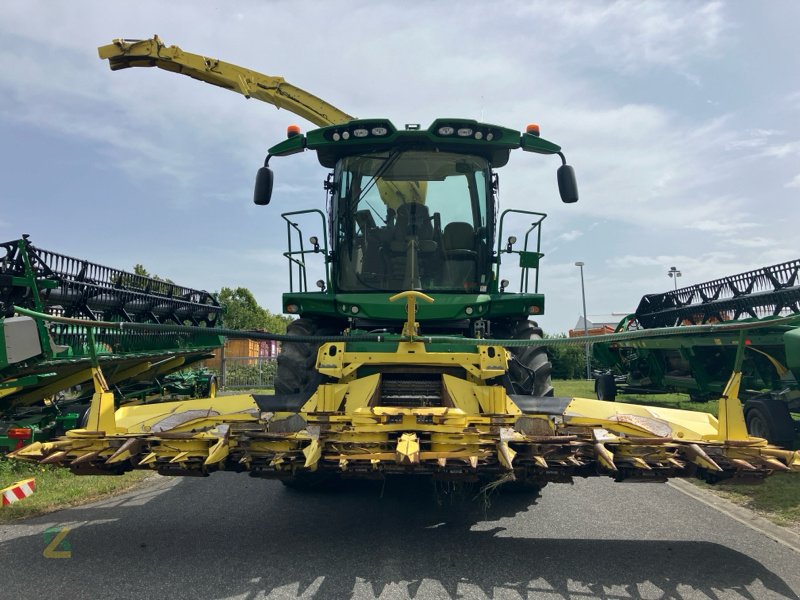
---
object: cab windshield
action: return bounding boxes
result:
[334,150,492,293]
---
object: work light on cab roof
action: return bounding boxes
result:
[253,119,580,207]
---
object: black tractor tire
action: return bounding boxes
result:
[595,374,617,401]
[492,319,554,397]
[275,317,343,491]
[274,317,340,396]
[745,399,796,447]
[688,391,712,403]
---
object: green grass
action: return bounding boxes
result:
[554,378,800,528]
[699,475,800,528]
[553,378,718,413]
[0,387,265,522]
[0,458,152,523]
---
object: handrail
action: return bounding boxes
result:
[495,209,547,293]
[281,209,329,292]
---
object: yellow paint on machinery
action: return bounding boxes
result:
[11,298,800,485]
[43,35,794,489]
[96,36,424,209]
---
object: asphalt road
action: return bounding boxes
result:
[1,473,798,600]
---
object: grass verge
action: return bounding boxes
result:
[695,475,800,531]
[0,458,152,523]
[553,379,800,529]
[0,387,263,523]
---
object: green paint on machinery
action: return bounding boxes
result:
[592,260,800,446]
[12,37,800,489]
[265,119,566,330]
[0,236,223,451]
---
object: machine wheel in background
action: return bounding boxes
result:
[745,398,796,447]
[595,374,617,401]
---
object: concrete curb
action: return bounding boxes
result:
[668,479,800,553]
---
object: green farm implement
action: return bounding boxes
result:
[593,260,800,446]
[0,236,223,451]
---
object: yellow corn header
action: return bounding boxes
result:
[11,295,800,488]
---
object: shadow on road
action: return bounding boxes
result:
[0,474,797,599]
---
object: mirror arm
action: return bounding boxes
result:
[264,154,272,167]
[557,151,567,166]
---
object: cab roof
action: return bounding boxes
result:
[268,119,562,168]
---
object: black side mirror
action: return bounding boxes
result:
[557,164,579,204]
[254,167,274,206]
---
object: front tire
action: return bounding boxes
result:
[275,317,340,395]
[492,319,554,397]
[275,317,343,490]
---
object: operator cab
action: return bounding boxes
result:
[335,150,492,293]
[254,119,578,298]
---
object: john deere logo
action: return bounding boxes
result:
[43,527,72,559]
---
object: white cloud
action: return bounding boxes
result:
[763,141,800,159]
[725,129,780,151]
[557,230,583,242]
[786,174,800,189]
[786,90,800,111]
[609,252,734,271]
[727,237,780,249]
[514,1,728,75]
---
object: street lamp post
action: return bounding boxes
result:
[575,261,591,380]
[668,266,682,290]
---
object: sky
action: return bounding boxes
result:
[1,1,798,334]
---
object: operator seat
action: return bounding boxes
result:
[385,203,438,286]
[390,203,435,249]
[442,222,477,288]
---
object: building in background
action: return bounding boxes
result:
[202,335,279,370]
[568,314,628,338]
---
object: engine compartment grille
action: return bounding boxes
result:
[379,373,442,408]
